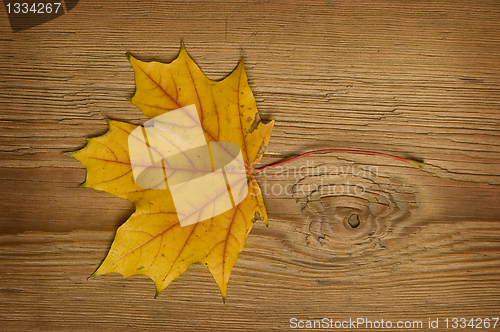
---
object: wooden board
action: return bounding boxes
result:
[1,0,499,330]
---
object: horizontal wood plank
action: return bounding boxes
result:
[1,0,499,330]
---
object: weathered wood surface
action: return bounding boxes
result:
[1,0,499,331]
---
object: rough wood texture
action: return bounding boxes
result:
[1,0,499,331]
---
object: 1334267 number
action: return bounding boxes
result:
[445,318,499,329]
[5,3,62,14]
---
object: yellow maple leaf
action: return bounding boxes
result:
[70,46,274,300]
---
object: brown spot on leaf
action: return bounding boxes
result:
[248,113,261,133]
[251,211,264,223]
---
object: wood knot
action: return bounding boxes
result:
[291,163,417,256]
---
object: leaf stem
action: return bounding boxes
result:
[252,149,424,174]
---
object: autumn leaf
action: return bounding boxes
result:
[70,46,274,300]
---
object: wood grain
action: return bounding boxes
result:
[1,0,499,331]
